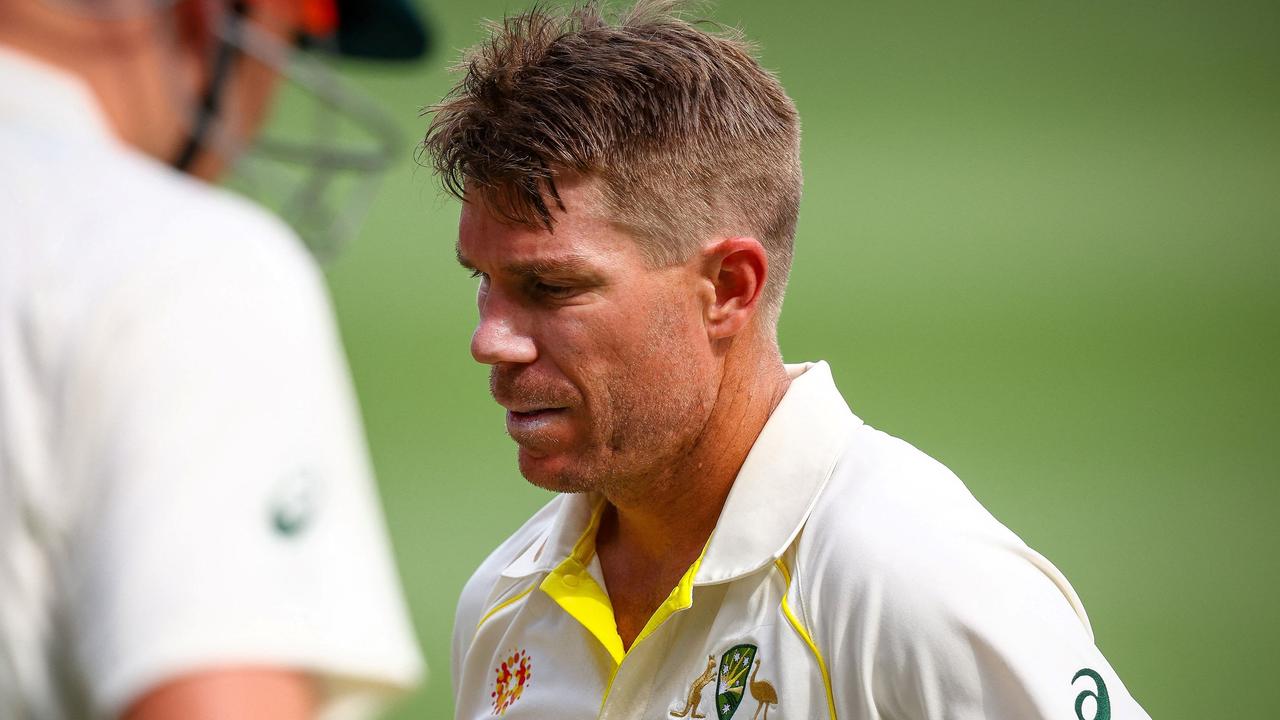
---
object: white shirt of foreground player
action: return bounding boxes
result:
[452,361,1150,720]
[0,46,423,719]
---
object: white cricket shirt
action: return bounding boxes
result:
[452,362,1150,719]
[0,46,423,718]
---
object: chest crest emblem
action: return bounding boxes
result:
[490,648,533,715]
[714,644,777,719]
[671,655,717,717]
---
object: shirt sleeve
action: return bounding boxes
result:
[57,214,424,718]
[886,544,1147,720]
[451,565,491,704]
[819,520,1151,720]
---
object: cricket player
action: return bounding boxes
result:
[0,0,426,717]
[422,2,1153,719]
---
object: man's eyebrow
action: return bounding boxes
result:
[504,254,599,279]
[455,245,603,281]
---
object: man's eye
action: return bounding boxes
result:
[531,281,579,300]
[469,269,486,280]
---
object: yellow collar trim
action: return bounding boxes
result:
[539,500,705,666]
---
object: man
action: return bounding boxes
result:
[424,2,1152,719]
[0,0,426,717]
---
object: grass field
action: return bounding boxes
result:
[264,1,1280,717]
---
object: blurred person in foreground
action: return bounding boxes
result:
[422,2,1152,719]
[0,0,429,717]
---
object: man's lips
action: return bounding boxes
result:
[506,407,567,419]
[500,400,568,413]
[505,407,569,437]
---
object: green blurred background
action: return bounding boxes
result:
[269,1,1279,717]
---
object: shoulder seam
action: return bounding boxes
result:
[464,578,541,664]
[475,582,537,632]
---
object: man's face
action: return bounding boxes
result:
[457,179,720,500]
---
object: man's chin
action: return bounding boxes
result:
[516,447,595,494]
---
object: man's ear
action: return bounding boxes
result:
[702,236,769,340]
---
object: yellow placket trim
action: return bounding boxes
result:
[539,501,627,663]
[775,558,837,720]
[634,553,702,647]
[539,500,706,710]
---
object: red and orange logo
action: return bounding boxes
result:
[491,648,533,715]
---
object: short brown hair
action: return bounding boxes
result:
[421,0,802,320]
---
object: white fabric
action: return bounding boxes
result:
[0,46,423,719]
[451,362,1150,719]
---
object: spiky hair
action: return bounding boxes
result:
[421,0,802,318]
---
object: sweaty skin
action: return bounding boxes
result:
[459,176,790,648]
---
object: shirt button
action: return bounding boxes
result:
[562,574,580,588]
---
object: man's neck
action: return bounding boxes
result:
[595,340,791,649]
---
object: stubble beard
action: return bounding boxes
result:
[549,365,713,504]
[500,295,717,502]
[521,344,716,504]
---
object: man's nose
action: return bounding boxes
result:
[471,290,537,365]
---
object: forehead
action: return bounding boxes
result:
[456,181,643,270]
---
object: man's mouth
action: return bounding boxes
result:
[505,407,569,439]
[507,407,567,421]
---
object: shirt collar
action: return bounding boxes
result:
[500,361,862,583]
[500,491,602,579]
[0,44,117,143]
[696,361,861,583]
